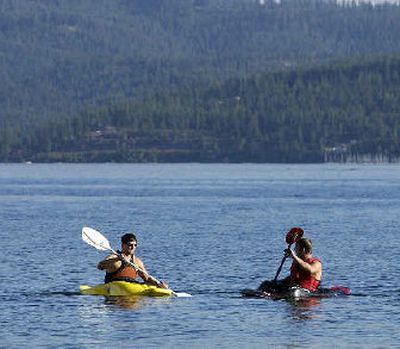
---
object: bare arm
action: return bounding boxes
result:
[294,256,321,275]
[97,254,122,273]
[288,249,322,276]
[135,257,168,289]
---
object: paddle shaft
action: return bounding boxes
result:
[273,228,304,282]
[110,250,186,296]
[105,247,164,287]
[273,243,293,281]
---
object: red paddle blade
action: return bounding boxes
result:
[286,227,304,244]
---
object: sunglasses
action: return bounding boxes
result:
[125,242,137,248]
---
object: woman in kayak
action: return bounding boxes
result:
[97,232,168,288]
[259,237,322,293]
[284,237,322,292]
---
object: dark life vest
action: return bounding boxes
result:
[104,253,138,283]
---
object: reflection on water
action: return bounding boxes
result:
[103,295,172,310]
[286,297,322,321]
[104,296,147,310]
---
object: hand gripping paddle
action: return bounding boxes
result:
[273,227,304,281]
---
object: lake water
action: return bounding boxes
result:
[0,163,399,348]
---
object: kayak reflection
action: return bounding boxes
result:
[286,297,322,321]
[103,295,171,310]
[103,296,146,310]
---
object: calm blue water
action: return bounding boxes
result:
[1,163,399,348]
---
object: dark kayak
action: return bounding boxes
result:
[241,280,351,300]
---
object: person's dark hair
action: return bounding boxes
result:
[121,232,137,244]
[297,238,313,254]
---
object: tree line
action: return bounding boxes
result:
[2,54,400,163]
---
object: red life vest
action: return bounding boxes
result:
[105,255,138,283]
[290,257,321,291]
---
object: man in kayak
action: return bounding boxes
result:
[97,232,168,288]
[259,237,322,293]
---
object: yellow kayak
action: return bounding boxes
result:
[80,281,173,297]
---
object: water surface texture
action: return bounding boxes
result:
[1,164,399,348]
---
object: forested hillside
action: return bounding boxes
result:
[2,54,400,163]
[1,0,400,126]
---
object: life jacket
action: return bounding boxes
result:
[104,253,138,283]
[290,257,321,292]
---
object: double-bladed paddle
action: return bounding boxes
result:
[273,227,304,281]
[82,226,192,297]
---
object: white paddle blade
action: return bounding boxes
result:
[82,227,112,251]
[174,292,192,298]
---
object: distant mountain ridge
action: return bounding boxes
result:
[1,0,400,125]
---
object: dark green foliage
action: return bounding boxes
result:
[2,0,400,124]
[2,0,400,162]
[4,54,400,163]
